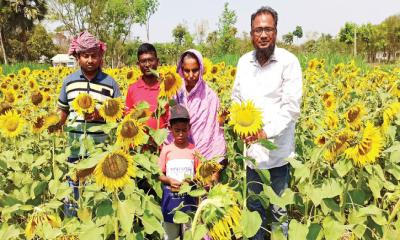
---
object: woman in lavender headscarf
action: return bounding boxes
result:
[174,49,226,163]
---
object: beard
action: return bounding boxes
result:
[255,44,275,64]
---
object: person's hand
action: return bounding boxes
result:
[168,178,182,192]
[243,129,267,144]
[84,108,102,122]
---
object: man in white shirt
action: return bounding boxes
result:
[231,6,302,239]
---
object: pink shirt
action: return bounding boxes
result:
[158,143,200,181]
[125,77,168,129]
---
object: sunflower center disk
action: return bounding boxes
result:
[236,111,255,127]
[347,109,360,122]
[34,117,45,128]
[102,154,128,179]
[104,100,120,116]
[6,119,19,131]
[78,96,92,109]
[121,120,138,138]
[31,91,43,105]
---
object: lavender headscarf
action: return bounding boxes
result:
[174,49,227,161]
[68,31,106,56]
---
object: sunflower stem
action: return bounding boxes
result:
[191,199,210,238]
[113,192,119,240]
[52,135,56,179]
[243,143,248,209]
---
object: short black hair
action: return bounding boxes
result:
[169,118,190,127]
[251,6,278,29]
[137,43,157,59]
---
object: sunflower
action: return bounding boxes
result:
[71,93,95,117]
[116,117,147,148]
[345,122,384,167]
[31,90,44,106]
[32,116,46,134]
[0,101,12,115]
[323,130,353,163]
[209,205,241,240]
[28,77,38,90]
[322,91,336,111]
[57,235,79,240]
[382,102,400,133]
[345,103,365,130]
[18,67,31,77]
[196,161,222,185]
[228,101,263,137]
[98,98,124,123]
[25,209,61,240]
[314,134,327,146]
[159,68,182,99]
[94,150,136,192]
[0,110,25,138]
[324,112,339,130]
[390,82,400,98]
[3,88,17,104]
[200,184,241,240]
[44,112,60,127]
[203,57,213,75]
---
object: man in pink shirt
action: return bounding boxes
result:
[125,43,168,129]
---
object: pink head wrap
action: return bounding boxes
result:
[68,31,106,56]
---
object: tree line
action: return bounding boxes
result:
[0,1,399,66]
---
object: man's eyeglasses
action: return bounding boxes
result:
[138,58,157,65]
[251,27,276,36]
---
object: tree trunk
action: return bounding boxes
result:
[146,17,150,41]
[0,29,8,65]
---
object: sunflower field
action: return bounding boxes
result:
[0,58,399,240]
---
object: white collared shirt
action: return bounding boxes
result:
[231,47,303,169]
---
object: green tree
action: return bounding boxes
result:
[339,22,358,56]
[379,14,400,62]
[0,0,47,63]
[48,0,155,67]
[283,32,294,45]
[293,25,303,42]
[134,0,159,41]
[27,24,57,60]
[216,2,237,55]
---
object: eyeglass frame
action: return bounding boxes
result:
[251,27,276,36]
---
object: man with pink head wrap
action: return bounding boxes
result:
[49,31,121,216]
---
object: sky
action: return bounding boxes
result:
[129,0,400,43]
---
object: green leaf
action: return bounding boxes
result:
[79,221,103,240]
[240,209,262,238]
[322,216,346,240]
[118,199,136,233]
[256,169,270,185]
[189,188,207,197]
[334,159,352,177]
[173,211,190,224]
[271,227,286,240]
[368,175,383,199]
[0,223,21,240]
[76,152,105,170]
[386,163,400,180]
[96,200,113,217]
[141,210,164,235]
[352,224,366,239]
[286,158,304,168]
[150,128,168,146]
[307,223,322,240]
[321,198,340,215]
[259,139,278,150]
[192,224,208,240]
[178,182,192,195]
[320,178,343,199]
[263,186,295,208]
[288,219,308,240]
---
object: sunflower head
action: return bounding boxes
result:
[159,68,182,99]
[71,93,95,116]
[0,101,12,115]
[228,101,263,137]
[25,208,61,240]
[99,98,124,123]
[117,117,147,148]
[195,160,222,185]
[345,122,384,167]
[32,116,46,133]
[94,150,136,192]
[0,110,25,138]
[31,90,44,106]
[3,89,17,104]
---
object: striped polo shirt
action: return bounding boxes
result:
[57,68,121,135]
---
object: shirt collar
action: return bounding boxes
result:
[78,68,104,82]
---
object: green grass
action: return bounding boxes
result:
[1,62,50,75]
[211,54,241,66]
[297,53,370,72]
